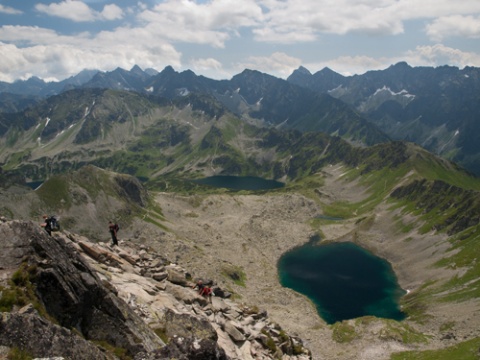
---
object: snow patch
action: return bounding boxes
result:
[45,117,51,127]
[327,85,343,93]
[373,86,414,99]
[177,88,190,96]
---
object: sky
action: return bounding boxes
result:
[1,0,480,83]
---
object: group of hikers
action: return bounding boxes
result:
[192,279,214,301]
[40,215,215,301]
[41,215,120,247]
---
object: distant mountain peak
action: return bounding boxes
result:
[319,67,338,75]
[389,61,411,69]
[130,65,144,74]
[294,66,312,76]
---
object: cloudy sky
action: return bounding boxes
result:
[1,0,480,83]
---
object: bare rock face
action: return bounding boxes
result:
[30,234,163,355]
[0,308,106,360]
[0,220,311,359]
[114,174,148,207]
[0,220,164,359]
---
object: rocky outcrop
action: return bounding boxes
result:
[114,174,148,207]
[0,305,106,360]
[0,220,311,359]
[0,220,164,359]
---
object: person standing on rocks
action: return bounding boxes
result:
[41,215,53,236]
[108,221,119,246]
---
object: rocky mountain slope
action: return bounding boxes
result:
[1,65,480,359]
[2,62,479,173]
[1,146,480,359]
[0,218,311,359]
[288,62,480,176]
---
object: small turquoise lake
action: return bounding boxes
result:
[278,241,406,324]
[192,175,284,191]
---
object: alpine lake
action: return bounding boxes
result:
[193,175,406,324]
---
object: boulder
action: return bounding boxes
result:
[159,335,229,360]
[164,308,217,341]
[223,321,247,342]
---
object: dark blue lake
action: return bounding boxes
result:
[192,175,284,191]
[278,241,406,324]
[26,181,44,190]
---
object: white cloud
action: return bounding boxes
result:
[35,0,124,22]
[2,0,480,82]
[404,44,480,68]
[254,0,480,43]
[190,57,223,71]
[100,4,125,21]
[237,52,302,78]
[35,0,97,22]
[304,55,388,76]
[0,5,22,15]
[189,57,233,79]
[303,44,480,76]
[137,0,263,47]
[0,25,90,46]
[426,15,480,41]
[0,24,182,82]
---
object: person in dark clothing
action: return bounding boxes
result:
[41,215,52,236]
[193,280,205,294]
[108,221,119,246]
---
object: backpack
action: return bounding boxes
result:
[50,216,60,231]
[114,223,119,232]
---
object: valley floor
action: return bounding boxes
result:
[136,164,480,360]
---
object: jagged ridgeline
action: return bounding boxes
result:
[0,87,390,187]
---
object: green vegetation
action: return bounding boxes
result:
[6,348,33,360]
[331,321,357,343]
[381,321,429,344]
[92,340,132,360]
[0,263,51,321]
[432,229,480,302]
[261,329,278,354]
[390,337,480,360]
[400,281,437,324]
[221,264,246,287]
[35,175,71,209]
[153,327,169,343]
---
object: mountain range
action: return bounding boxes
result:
[1,62,479,175]
[1,61,480,359]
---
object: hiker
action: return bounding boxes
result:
[108,221,119,246]
[41,215,53,236]
[193,280,213,301]
[193,280,205,294]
